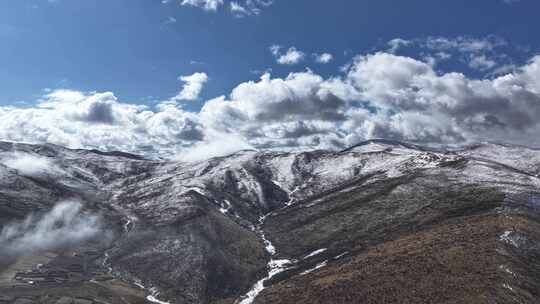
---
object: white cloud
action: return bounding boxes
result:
[269,45,281,56]
[165,16,177,24]
[180,0,224,11]
[490,64,518,76]
[230,2,250,15]
[178,0,273,15]
[270,46,305,65]
[385,36,516,73]
[345,53,540,144]
[230,0,273,16]
[435,52,452,60]
[34,90,119,124]
[0,90,204,157]
[347,52,435,108]
[3,43,540,159]
[1,152,61,177]
[199,71,355,150]
[387,38,412,53]
[172,72,209,101]
[177,131,253,162]
[201,72,347,123]
[314,53,334,64]
[423,36,507,53]
[384,36,511,64]
[253,0,273,7]
[468,54,497,71]
[0,201,106,257]
[197,52,540,150]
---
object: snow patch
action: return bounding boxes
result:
[182,187,207,197]
[499,265,516,277]
[122,214,137,234]
[238,213,296,304]
[499,230,522,248]
[219,199,232,214]
[502,283,514,292]
[147,294,171,304]
[285,186,300,207]
[303,248,327,259]
[132,280,171,304]
[300,260,328,276]
[134,280,145,290]
[333,252,348,260]
[238,258,293,304]
[262,232,276,256]
[102,252,112,274]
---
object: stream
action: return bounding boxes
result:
[236,214,295,304]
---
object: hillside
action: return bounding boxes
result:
[0,140,539,304]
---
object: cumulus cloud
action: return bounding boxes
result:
[230,0,273,16]
[201,72,347,123]
[164,16,177,24]
[423,36,507,53]
[199,71,354,149]
[314,53,334,64]
[385,36,520,74]
[0,201,106,258]
[270,46,305,65]
[346,53,540,144]
[38,89,118,124]
[230,1,250,16]
[203,52,540,149]
[172,72,209,101]
[269,45,281,56]
[178,0,272,15]
[468,54,497,71]
[230,0,272,16]
[180,0,224,11]
[0,90,204,157]
[387,38,412,53]
[2,39,540,159]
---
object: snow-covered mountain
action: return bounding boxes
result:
[0,139,539,304]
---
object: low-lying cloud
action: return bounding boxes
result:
[176,131,253,162]
[1,152,61,177]
[0,201,105,258]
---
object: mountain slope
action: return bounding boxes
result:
[0,140,539,304]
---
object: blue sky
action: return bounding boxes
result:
[2,0,538,108]
[1,0,540,158]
